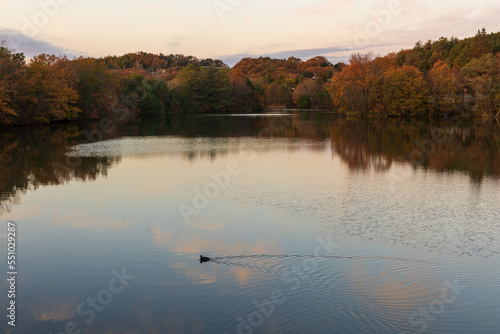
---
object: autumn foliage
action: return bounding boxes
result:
[1,29,500,125]
[328,30,500,117]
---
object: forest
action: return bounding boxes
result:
[0,29,499,125]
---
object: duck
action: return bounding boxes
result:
[199,255,210,263]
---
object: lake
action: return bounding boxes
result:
[1,112,499,334]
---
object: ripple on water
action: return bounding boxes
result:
[203,254,499,334]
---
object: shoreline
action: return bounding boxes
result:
[1,109,499,129]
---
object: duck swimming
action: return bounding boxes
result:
[200,255,210,263]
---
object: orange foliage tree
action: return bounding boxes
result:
[293,78,322,109]
[328,53,374,113]
[0,44,24,124]
[427,60,465,115]
[13,55,80,124]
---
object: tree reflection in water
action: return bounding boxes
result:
[1,113,499,213]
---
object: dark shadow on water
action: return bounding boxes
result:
[1,112,499,213]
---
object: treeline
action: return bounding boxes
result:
[232,55,342,109]
[1,29,500,125]
[0,46,263,125]
[329,29,500,117]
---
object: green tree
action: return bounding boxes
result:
[64,57,117,119]
[469,28,490,61]
[176,64,234,112]
[296,94,311,109]
[382,66,428,116]
[461,53,500,117]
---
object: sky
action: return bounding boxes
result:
[1,0,500,66]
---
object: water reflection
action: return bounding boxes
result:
[1,110,499,333]
[330,118,500,179]
[1,113,499,213]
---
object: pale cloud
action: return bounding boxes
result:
[33,302,76,322]
[168,35,185,48]
[2,202,43,220]
[153,227,281,257]
[164,234,279,286]
[156,227,281,286]
[219,44,394,67]
[53,211,131,231]
[0,29,81,58]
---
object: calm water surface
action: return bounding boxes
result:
[1,112,499,334]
